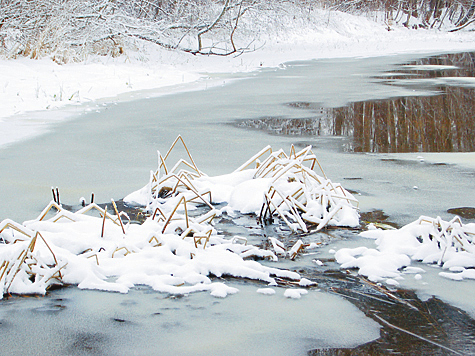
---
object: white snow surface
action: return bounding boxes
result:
[2,9,475,147]
[256,287,276,295]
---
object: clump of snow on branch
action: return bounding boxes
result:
[335,215,475,285]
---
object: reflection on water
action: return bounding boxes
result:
[236,52,475,153]
[333,86,475,153]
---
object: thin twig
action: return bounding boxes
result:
[372,314,464,355]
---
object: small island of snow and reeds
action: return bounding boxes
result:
[1,0,475,354]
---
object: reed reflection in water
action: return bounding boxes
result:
[237,52,475,153]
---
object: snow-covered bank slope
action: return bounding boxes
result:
[1,9,475,135]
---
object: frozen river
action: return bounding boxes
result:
[1,51,474,355]
[1,52,474,225]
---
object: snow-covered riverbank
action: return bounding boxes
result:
[1,9,475,148]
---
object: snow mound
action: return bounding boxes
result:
[335,215,475,284]
[284,288,309,299]
[257,288,276,295]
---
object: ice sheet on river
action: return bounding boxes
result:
[0,283,381,356]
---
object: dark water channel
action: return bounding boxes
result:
[1,51,475,355]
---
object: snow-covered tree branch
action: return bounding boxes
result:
[0,0,269,61]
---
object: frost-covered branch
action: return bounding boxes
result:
[0,0,269,60]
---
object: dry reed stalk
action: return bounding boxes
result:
[288,193,307,213]
[0,260,9,284]
[193,229,212,249]
[195,210,216,225]
[158,153,168,176]
[4,233,39,292]
[52,214,76,223]
[162,135,201,177]
[148,236,162,247]
[159,173,213,209]
[51,187,58,204]
[186,190,213,206]
[35,231,60,270]
[168,159,203,178]
[270,162,304,183]
[112,247,131,258]
[76,203,120,227]
[372,314,463,355]
[36,201,63,221]
[358,276,419,311]
[269,187,307,232]
[329,286,396,305]
[161,195,189,234]
[264,192,297,231]
[87,254,100,265]
[289,240,306,260]
[0,220,33,240]
[44,264,67,286]
[101,205,107,238]
[56,187,60,205]
[111,199,126,234]
[234,145,272,172]
[179,227,194,239]
[255,155,281,179]
[152,207,167,221]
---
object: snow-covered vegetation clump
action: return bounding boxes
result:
[0,198,300,300]
[124,136,360,232]
[335,215,475,285]
[1,135,474,300]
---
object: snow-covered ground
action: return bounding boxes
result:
[1,9,475,148]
